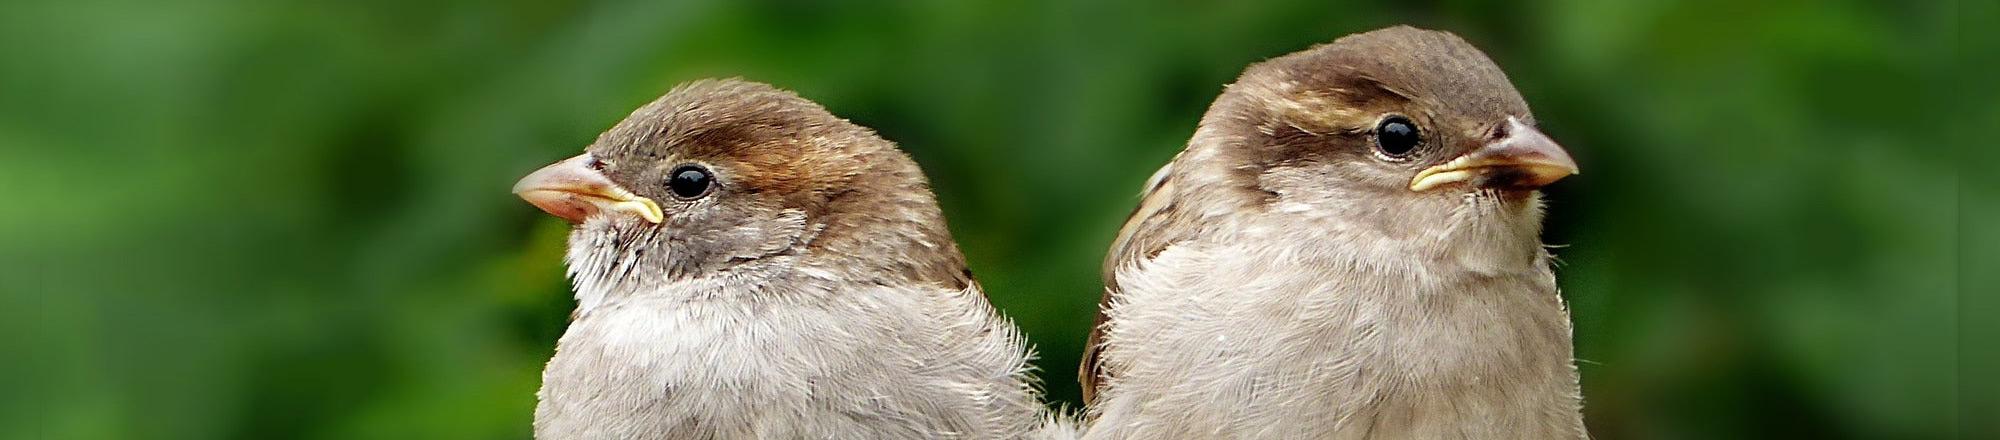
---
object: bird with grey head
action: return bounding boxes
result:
[514,79,1072,440]
[1077,26,1587,439]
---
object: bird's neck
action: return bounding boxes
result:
[563,237,800,316]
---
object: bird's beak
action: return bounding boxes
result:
[513,153,665,224]
[1409,117,1578,192]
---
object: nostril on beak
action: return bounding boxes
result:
[1486,122,1510,142]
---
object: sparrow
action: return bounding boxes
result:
[1076,26,1587,439]
[514,79,1068,439]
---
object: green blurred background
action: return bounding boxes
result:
[4,0,1980,438]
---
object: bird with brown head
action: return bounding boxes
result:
[515,79,1067,439]
[1079,26,1587,439]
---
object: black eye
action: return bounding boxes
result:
[666,164,713,199]
[1374,116,1421,158]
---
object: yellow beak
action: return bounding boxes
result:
[513,153,665,224]
[1410,117,1579,192]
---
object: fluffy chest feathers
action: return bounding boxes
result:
[534,277,1047,440]
[1086,220,1586,439]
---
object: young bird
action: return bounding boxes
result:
[514,79,1065,439]
[1078,27,1587,439]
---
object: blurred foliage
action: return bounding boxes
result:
[3,0,1977,439]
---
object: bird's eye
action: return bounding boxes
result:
[1374,116,1421,158]
[666,164,713,199]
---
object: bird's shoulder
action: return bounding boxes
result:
[1079,159,1212,405]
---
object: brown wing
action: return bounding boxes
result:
[1079,160,1197,405]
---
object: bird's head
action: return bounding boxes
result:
[515,79,968,305]
[1192,26,1577,245]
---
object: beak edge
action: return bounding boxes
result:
[1408,118,1577,192]
[515,154,665,224]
